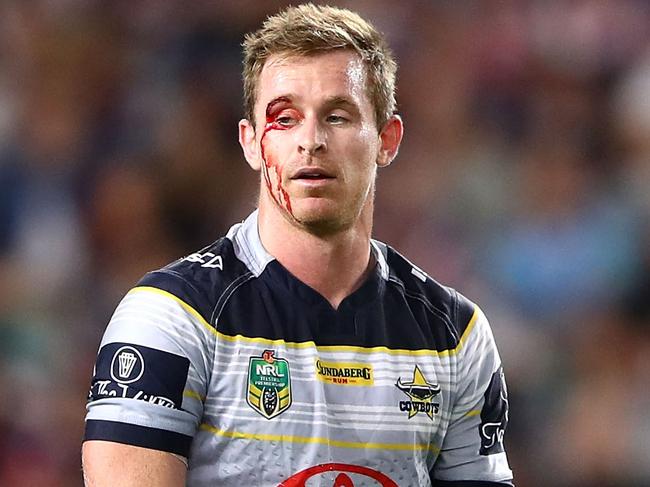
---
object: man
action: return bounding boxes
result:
[82,4,514,486]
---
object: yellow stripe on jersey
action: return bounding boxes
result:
[199,423,441,453]
[130,286,220,338]
[464,409,481,418]
[130,286,479,357]
[183,390,206,401]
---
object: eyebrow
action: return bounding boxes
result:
[264,94,360,117]
[323,96,359,111]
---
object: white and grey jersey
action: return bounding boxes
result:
[84,210,514,486]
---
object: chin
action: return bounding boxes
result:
[289,203,357,236]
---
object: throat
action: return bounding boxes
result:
[258,199,376,309]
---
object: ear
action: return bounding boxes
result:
[376,114,404,168]
[238,118,261,171]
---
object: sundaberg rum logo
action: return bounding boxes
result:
[247,350,292,419]
[315,359,373,386]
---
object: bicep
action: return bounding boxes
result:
[84,287,213,461]
[82,440,186,487]
[433,306,513,484]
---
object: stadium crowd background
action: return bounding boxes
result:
[1,1,649,485]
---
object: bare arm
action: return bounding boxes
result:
[82,440,187,487]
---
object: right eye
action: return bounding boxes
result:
[276,116,297,126]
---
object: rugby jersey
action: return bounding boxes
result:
[84,210,514,486]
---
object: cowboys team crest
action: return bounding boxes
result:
[247,350,292,419]
[396,365,441,420]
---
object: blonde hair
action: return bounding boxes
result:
[242,3,397,130]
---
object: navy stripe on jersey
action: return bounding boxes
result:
[135,233,478,352]
[84,420,193,456]
[137,238,252,327]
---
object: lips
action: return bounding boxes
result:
[290,167,335,180]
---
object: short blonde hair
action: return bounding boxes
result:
[242,3,397,130]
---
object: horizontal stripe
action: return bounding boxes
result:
[202,409,442,433]
[199,423,440,453]
[84,419,192,457]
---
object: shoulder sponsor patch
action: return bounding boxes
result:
[247,350,292,419]
[110,346,145,384]
[315,359,373,386]
[88,342,190,410]
[479,366,509,455]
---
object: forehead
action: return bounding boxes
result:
[256,50,369,109]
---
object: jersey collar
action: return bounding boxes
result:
[227,210,390,282]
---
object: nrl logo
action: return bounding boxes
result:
[396,365,441,420]
[247,350,292,419]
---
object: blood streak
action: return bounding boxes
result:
[260,98,293,215]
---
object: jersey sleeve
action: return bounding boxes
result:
[431,303,514,486]
[83,284,215,457]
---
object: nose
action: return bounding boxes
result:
[297,116,327,155]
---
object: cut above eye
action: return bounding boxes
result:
[276,116,297,125]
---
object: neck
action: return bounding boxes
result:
[258,202,375,309]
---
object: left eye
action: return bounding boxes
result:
[326,115,347,124]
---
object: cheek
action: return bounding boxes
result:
[347,129,380,173]
[259,128,293,214]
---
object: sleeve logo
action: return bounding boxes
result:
[479,367,509,455]
[89,342,189,410]
[246,350,292,419]
[110,346,145,384]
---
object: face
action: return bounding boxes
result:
[239,50,402,235]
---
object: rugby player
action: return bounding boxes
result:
[82,4,514,486]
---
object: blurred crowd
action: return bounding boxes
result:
[0,1,649,485]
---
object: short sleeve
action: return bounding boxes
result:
[83,286,215,457]
[432,305,514,485]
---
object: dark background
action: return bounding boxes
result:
[1,1,649,485]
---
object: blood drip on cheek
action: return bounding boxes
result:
[260,108,293,215]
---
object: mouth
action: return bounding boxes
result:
[290,167,336,181]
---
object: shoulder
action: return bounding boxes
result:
[375,240,477,349]
[136,235,254,327]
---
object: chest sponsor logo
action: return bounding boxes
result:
[315,360,373,386]
[395,365,441,420]
[280,463,397,486]
[247,350,292,419]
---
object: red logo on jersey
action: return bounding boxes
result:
[280,463,398,486]
[263,350,276,363]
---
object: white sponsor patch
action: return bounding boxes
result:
[110,346,145,384]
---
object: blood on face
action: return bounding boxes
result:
[259,96,297,215]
